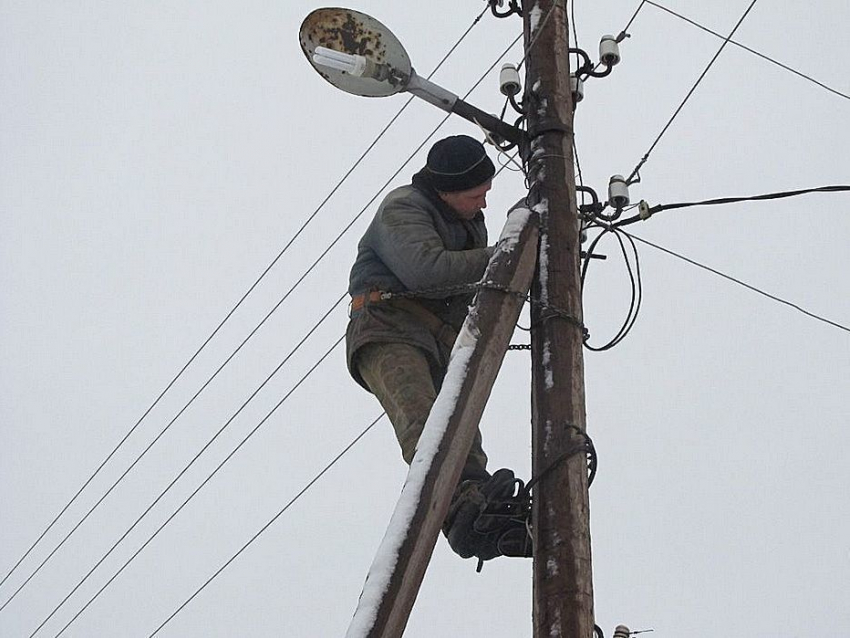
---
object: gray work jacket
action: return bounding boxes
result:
[346,174,493,390]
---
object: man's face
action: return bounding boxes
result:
[438,180,493,220]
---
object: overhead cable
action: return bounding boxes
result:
[145,413,386,637]
[644,0,850,102]
[570,0,581,50]
[623,231,850,335]
[615,185,850,227]
[2,273,354,612]
[27,299,347,637]
[0,5,491,601]
[581,226,643,350]
[48,338,356,638]
[627,0,759,183]
[617,0,648,40]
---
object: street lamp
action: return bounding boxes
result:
[299,7,525,147]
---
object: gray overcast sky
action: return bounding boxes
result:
[2,1,848,636]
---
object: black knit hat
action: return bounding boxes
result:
[425,135,496,193]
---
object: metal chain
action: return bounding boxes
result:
[379,282,478,300]
[383,280,588,341]
[478,283,587,336]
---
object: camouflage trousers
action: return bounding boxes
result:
[356,342,489,482]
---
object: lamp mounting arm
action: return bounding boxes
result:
[406,72,526,148]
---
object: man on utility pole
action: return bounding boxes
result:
[301,5,594,636]
[522,1,596,636]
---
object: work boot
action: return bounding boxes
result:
[443,469,532,562]
[442,478,488,559]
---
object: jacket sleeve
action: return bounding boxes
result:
[371,193,493,294]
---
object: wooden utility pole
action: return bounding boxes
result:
[522,1,595,637]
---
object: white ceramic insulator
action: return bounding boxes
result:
[570,74,584,103]
[608,174,630,208]
[600,35,621,66]
[499,63,521,96]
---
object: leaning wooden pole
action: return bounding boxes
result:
[346,208,538,638]
[523,0,596,636]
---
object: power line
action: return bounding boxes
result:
[146,413,385,638]
[582,226,643,351]
[623,231,850,334]
[644,0,850,102]
[627,0,759,183]
[28,299,348,637]
[49,340,361,638]
[3,240,364,610]
[33,28,530,636]
[0,349,191,592]
[618,0,648,40]
[0,6,490,595]
[1,286,349,613]
[615,185,850,226]
[570,0,580,50]
[651,185,850,212]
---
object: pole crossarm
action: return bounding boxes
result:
[346,207,539,638]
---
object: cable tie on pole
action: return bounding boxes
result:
[535,304,586,334]
[525,424,597,492]
[472,117,499,148]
